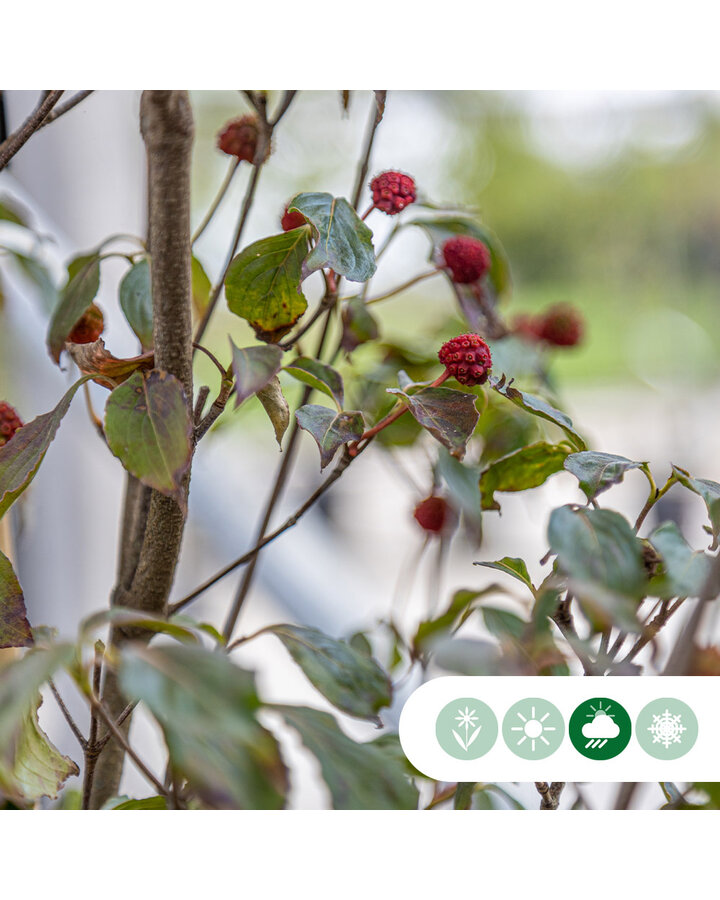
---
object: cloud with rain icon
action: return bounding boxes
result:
[582,706,620,749]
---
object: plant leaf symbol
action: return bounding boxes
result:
[452,730,467,751]
[466,726,481,748]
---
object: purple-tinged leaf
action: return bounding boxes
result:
[0,551,32,649]
[387,385,479,460]
[0,377,90,519]
[341,296,379,352]
[490,374,586,451]
[47,253,102,363]
[230,341,284,407]
[564,451,645,501]
[296,404,364,469]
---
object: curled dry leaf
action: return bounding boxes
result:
[65,338,155,389]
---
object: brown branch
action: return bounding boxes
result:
[39,90,93,127]
[90,91,195,808]
[351,91,386,210]
[0,91,64,172]
[192,158,240,244]
[535,781,564,810]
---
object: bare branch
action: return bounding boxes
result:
[0,91,64,172]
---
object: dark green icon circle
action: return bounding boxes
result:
[502,698,565,760]
[569,697,631,760]
[635,698,698,760]
[435,697,498,760]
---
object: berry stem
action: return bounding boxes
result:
[365,268,440,305]
[349,369,450,454]
[360,204,375,220]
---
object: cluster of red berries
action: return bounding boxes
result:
[68,303,105,344]
[217,115,265,164]
[438,333,493,386]
[369,171,416,215]
[513,304,584,348]
[441,235,492,284]
[413,495,453,534]
[0,402,23,447]
[281,204,307,232]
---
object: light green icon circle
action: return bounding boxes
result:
[435,697,498,760]
[502,698,565,759]
[635,698,698,760]
[569,697,631,760]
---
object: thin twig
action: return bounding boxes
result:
[48,679,87,750]
[96,702,138,753]
[365,269,440,305]
[89,693,167,796]
[193,386,211,425]
[39,90,93,127]
[192,342,226,379]
[192,158,240,244]
[535,781,564,810]
[0,90,64,172]
[351,92,386,210]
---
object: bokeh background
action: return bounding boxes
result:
[1,90,719,809]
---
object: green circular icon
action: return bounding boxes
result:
[635,698,698,760]
[569,697,631,760]
[435,698,498,760]
[502,697,565,759]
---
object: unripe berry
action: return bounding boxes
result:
[535,304,583,347]
[281,204,306,232]
[413,496,452,534]
[369,171,416,215]
[0,402,23,447]
[438,333,492,386]
[217,115,266,164]
[441,236,492,284]
[68,303,105,344]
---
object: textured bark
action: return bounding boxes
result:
[90,91,194,808]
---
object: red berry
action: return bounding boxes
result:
[68,303,104,344]
[413,496,452,534]
[281,204,306,232]
[512,313,544,342]
[441,236,492,284]
[217,115,265,163]
[438,333,492,386]
[535,304,584,347]
[0,402,23,448]
[369,171,416,215]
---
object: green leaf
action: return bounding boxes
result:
[432,637,505,675]
[564,451,645,501]
[295,405,364,469]
[0,550,32,649]
[47,253,102,362]
[283,356,344,410]
[288,192,376,283]
[454,782,475,810]
[410,215,511,297]
[256,377,290,447]
[671,465,720,542]
[413,587,499,656]
[387,386,479,460]
[119,644,287,809]
[225,230,309,342]
[230,341,284,407]
[436,448,483,528]
[474,557,535,594]
[268,625,391,723]
[7,251,59,313]
[0,196,29,227]
[276,706,418,809]
[648,521,712,599]
[478,441,569,510]
[340,296,379,352]
[548,505,647,600]
[482,606,526,642]
[80,607,201,645]
[0,377,90,519]
[111,796,168,810]
[104,370,192,506]
[490,375,586,451]
[0,645,75,797]
[119,258,153,349]
[191,255,212,318]
[11,698,79,801]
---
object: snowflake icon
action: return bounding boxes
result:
[648,708,687,749]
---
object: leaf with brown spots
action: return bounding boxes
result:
[0,551,32,649]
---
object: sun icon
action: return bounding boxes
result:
[510,704,557,752]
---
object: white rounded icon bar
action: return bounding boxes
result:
[399,676,711,782]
